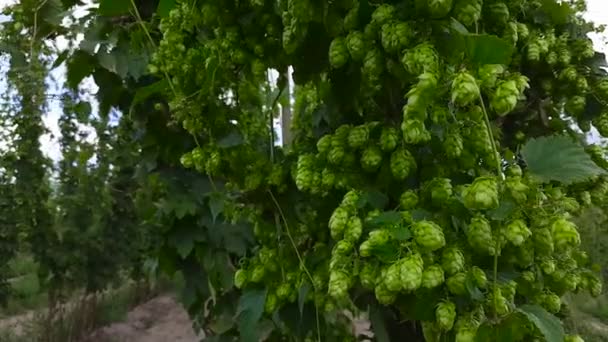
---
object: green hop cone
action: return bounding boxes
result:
[542,292,562,313]
[426,178,453,205]
[588,275,602,297]
[379,126,399,151]
[444,130,464,158]
[597,80,608,99]
[401,118,431,144]
[316,135,332,154]
[276,283,292,301]
[344,216,363,242]
[375,283,397,305]
[453,0,482,27]
[505,219,532,246]
[328,145,345,165]
[400,190,419,210]
[384,263,403,292]
[527,41,541,62]
[321,168,337,188]
[360,262,378,289]
[381,21,412,53]
[332,240,353,255]
[462,176,499,210]
[490,80,519,116]
[465,215,496,255]
[402,43,439,75]
[180,152,193,168]
[534,228,554,256]
[550,217,581,249]
[470,266,487,289]
[342,189,361,207]
[328,270,351,300]
[489,2,510,24]
[427,0,453,18]
[361,145,383,172]
[479,64,505,89]
[592,112,608,137]
[234,269,248,289]
[251,264,265,283]
[390,148,417,180]
[560,66,578,83]
[264,292,278,314]
[363,48,384,76]
[413,220,446,251]
[329,37,349,68]
[436,301,456,330]
[329,206,349,239]
[489,288,510,316]
[451,72,480,106]
[442,247,465,275]
[565,335,585,342]
[422,265,445,288]
[516,22,529,40]
[565,95,586,116]
[348,125,369,149]
[346,31,366,61]
[446,272,467,295]
[371,4,395,25]
[400,254,424,291]
[506,177,529,204]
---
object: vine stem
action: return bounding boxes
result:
[478,93,503,178]
[267,189,321,342]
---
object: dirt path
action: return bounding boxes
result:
[86,295,203,342]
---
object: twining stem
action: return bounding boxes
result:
[478,94,503,178]
[268,189,321,342]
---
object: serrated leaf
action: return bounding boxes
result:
[389,225,411,241]
[157,0,176,17]
[411,209,432,221]
[369,306,390,342]
[209,193,224,223]
[464,34,513,65]
[298,281,311,315]
[517,305,564,342]
[521,135,605,184]
[360,190,389,209]
[487,199,516,221]
[237,289,267,342]
[366,211,401,227]
[66,50,95,89]
[98,0,132,16]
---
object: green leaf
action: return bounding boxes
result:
[66,50,96,89]
[51,50,69,69]
[487,199,516,221]
[209,193,224,223]
[369,306,390,342]
[237,289,267,342]
[98,0,132,16]
[389,225,411,241]
[463,34,513,65]
[517,304,564,342]
[535,0,573,25]
[298,281,311,315]
[359,190,389,209]
[521,135,605,184]
[157,0,176,17]
[366,211,401,228]
[130,79,169,113]
[450,17,469,34]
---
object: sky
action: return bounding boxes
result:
[0,0,608,161]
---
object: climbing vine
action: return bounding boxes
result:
[2,0,608,341]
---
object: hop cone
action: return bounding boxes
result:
[463,176,499,210]
[436,301,456,330]
[422,265,445,288]
[413,220,446,251]
[329,37,349,68]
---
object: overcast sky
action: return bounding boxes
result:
[0,0,607,161]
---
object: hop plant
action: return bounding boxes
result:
[478,64,505,89]
[444,129,464,158]
[466,215,496,255]
[400,190,419,210]
[379,126,399,151]
[470,266,487,289]
[316,135,332,154]
[446,272,467,295]
[390,148,416,180]
[328,270,351,299]
[346,31,366,61]
[489,2,510,24]
[384,262,403,292]
[413,220,446,251]
[360,262,378,289]
[400,254,424,291]
[551,217,581,249]
[344,216,363,242]
[420,264,444,289]
[428,0,453,18]
[348,125,369,149]
[371,4,395,25]
[234,269,248,289]
[402,119,431,144]
[442,247,465,275]
[436,301,456,330]
[453,0,482,26]
[542,292,562,313]
[504,219,532,246]
[329,37,349,68]
[426,178,453,205]
[451,72,480,106]
[329,206,350,239]
[361,145,383,172]
[402,43,439,75]
[462,176,499,210]
[381,21,412,53]
[491,80,520,116]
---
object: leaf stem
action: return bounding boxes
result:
[267,189,321,342]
